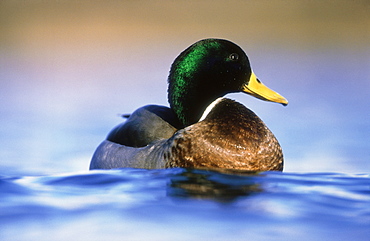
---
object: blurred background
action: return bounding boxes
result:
[0,0,369,175]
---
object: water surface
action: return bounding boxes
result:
[1,169,369,241]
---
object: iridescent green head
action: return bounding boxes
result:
[168,39,287,127]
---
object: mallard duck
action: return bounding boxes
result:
[90,39,288,171]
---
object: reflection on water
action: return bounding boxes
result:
[169,169,262,202]
[1,168,369,241]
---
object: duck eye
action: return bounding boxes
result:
[228,53,239,61]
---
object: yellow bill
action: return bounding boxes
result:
[242,72,288,106]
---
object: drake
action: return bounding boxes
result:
[90,39,288,171]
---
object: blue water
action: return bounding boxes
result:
[1,168,369,241]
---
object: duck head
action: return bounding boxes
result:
[168,39,288,127]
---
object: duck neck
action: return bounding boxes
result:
[169,84,219,127]
[168,68,228,127]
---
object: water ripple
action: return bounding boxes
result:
[1,169,369,241]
